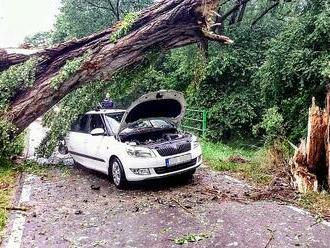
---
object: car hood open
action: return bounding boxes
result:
[118,90,186,134]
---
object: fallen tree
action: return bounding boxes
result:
[0,0,232,135]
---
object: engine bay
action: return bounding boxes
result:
[119,128,191,146]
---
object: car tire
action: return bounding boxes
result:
[109,157,127,189]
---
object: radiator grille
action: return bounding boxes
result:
[156,142,191,157]
[154,158,197,174]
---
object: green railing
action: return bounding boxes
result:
[181,108,208,138]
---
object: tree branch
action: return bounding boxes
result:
[202,29,234,44]
[251,1,280,28]
[220,0,252,23]
[106,0,120,21]
[237,1,247,23]
[84,0,110,11]
[220,0,233,7]
[116,0,121,20]
[1,0,233,134]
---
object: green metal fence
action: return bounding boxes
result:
[181,108,208,138]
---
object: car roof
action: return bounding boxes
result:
[86,109,126,115]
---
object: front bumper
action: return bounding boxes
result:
[123,146,202,181]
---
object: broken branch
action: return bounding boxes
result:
[171,197,195,215]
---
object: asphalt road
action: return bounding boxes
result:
[2,164,330,248]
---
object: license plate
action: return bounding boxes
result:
[166,154,192,167]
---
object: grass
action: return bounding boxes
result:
[298,192,330,219]
[201,140,273,185]
[0,159,17,235]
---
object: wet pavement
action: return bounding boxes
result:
[2,164,330,248]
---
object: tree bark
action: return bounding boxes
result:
[291,96,329,193]
[0,0,233,134]
[291,139,319,193]
[305,98,328,171]
[326,91,330,189]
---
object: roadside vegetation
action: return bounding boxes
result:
[202,141,273,185]
[0,159,17,236]
[299,193,330,219]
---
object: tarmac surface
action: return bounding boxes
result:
[2,164,330,248]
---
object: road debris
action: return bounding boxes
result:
[2,166,330,247]
[74,210,83,215]
[171,197,195,215]
[5,206,30,211]
[91,185,101,190]
[264,228,275,248]
[173,233,210,245]
[228,155,250,164]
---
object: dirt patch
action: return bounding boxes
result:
[228,155,250,164]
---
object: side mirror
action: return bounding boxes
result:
[90,128,105,136]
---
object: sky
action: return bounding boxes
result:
[0,0,61,48]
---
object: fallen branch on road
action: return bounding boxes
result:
[5,205,30,211]
[171,197,195,215]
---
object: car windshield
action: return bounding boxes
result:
[121,119,174,133]
[104,112,125,133]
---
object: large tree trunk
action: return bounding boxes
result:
[0,0,232,134]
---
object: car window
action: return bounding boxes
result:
[70,115,89,133]
[70,116,82,132]
[79,115,90,133]
[89,114,105,132]
[104,112,125,134]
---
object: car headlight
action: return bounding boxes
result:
[192,136,200,148]
[126,147,156,158]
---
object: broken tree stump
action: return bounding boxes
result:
[325,91,330,189]
[291,139,318,193]
[291,97,329,193]
[306,98,328,171]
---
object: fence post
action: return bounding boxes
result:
[202,110,207,139]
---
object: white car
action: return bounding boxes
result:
[61,90,202,188]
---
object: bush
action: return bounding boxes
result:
[253,107,284,144]
[0,120,25,159]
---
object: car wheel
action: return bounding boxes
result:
[110,157,127,189]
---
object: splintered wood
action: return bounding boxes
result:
[291,97,330,193]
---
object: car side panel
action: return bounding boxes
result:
[83,135,113,174]
[66,132,92,168]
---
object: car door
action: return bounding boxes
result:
[67,114,91,166]
[84,114,109,173]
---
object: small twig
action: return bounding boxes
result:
[6,206,30,211]
[210,23,223,27]
[265,228,275,248]
[171,197,195,215]
[211,10,222,18]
